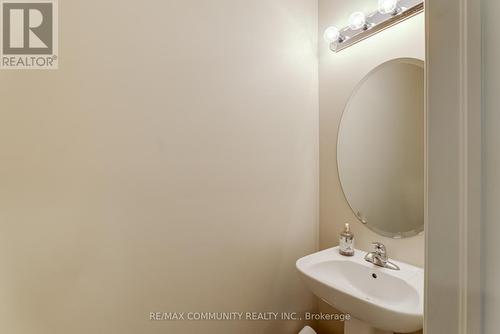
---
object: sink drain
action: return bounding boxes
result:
[371,273,378,279]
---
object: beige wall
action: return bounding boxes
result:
[318,1,424,333]
[0,1,319,334]
[483,0,500,332]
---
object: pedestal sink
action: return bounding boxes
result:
[296,247,423,334]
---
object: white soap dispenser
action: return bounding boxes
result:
[339,223,354,256]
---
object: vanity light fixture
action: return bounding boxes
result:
[325,0,423,52]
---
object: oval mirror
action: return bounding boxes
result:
[337,58,424,238]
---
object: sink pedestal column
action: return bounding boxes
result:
[345,317,392,334]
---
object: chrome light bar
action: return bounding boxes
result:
[329,0,424,53]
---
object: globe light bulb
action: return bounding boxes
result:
[378,0,399,14]
[323,26,341,43]
[349,12,367,30]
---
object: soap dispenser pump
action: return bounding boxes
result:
[339,223,354,256]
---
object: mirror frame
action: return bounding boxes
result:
[337,57,425,239]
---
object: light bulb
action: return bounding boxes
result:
[378,0,399,14]
[323,26,341,43]
[349,12,367,30]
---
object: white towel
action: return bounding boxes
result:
[298,326,317,334]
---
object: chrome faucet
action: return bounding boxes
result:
[365,242,400,271]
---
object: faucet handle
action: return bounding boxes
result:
[371,242,387,255]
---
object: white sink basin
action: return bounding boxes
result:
[296,247,423,333]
